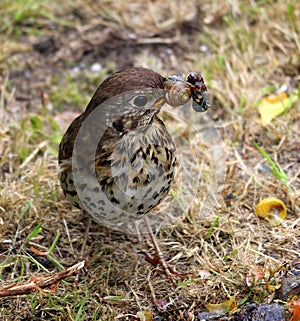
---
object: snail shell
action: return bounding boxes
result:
[255,197,287,227]
[164,80,192,107]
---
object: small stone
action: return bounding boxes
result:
[90,63,102,73]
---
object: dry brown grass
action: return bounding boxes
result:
[0,0,299,320]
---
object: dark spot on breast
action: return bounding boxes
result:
[165,148,170,160]
[67,190,77,197]
[111,197,120,204]
[73,202,80,208]
[153,192,159,200]
[151,155,158,164]
[100,178,108,185]
[98,159,111,167]
[131,153,137,163]
[163,186,170,193]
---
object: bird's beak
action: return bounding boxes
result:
[152,97,165,108]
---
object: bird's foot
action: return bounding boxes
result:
[141,251,187,287]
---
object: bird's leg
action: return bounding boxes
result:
[143,216,186,287]
[73,214,91,284]
[80,215,92,258]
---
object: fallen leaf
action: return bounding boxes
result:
[258,92,298,125]
[206,297,236,314]
[290,299,300,321]
[155,299,169,311]
[136,309,153,321]
[249,265,265,283]
[198,269,211,279]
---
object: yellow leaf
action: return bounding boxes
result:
[257,92,298,125]
[249,264,265,282]
[136,310,153,321]
[206,297,236,314]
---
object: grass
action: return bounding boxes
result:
[0,0,74,36]
[254,140,289,185]
[0,0,299,320]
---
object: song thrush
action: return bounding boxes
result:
[58,67,208,284]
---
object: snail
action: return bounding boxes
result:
[164,72,209,112]
[255,197,287,227]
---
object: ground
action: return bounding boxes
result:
[0,1,299,320]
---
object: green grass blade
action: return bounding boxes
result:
[24,223,42,243]
[254,141,288,184]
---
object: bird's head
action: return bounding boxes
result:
[82,67,209,132]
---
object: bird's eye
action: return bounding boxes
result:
[133,95,148,107]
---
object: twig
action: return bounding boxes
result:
[0,261,86,297]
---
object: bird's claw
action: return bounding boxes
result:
[141,251,187,287]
